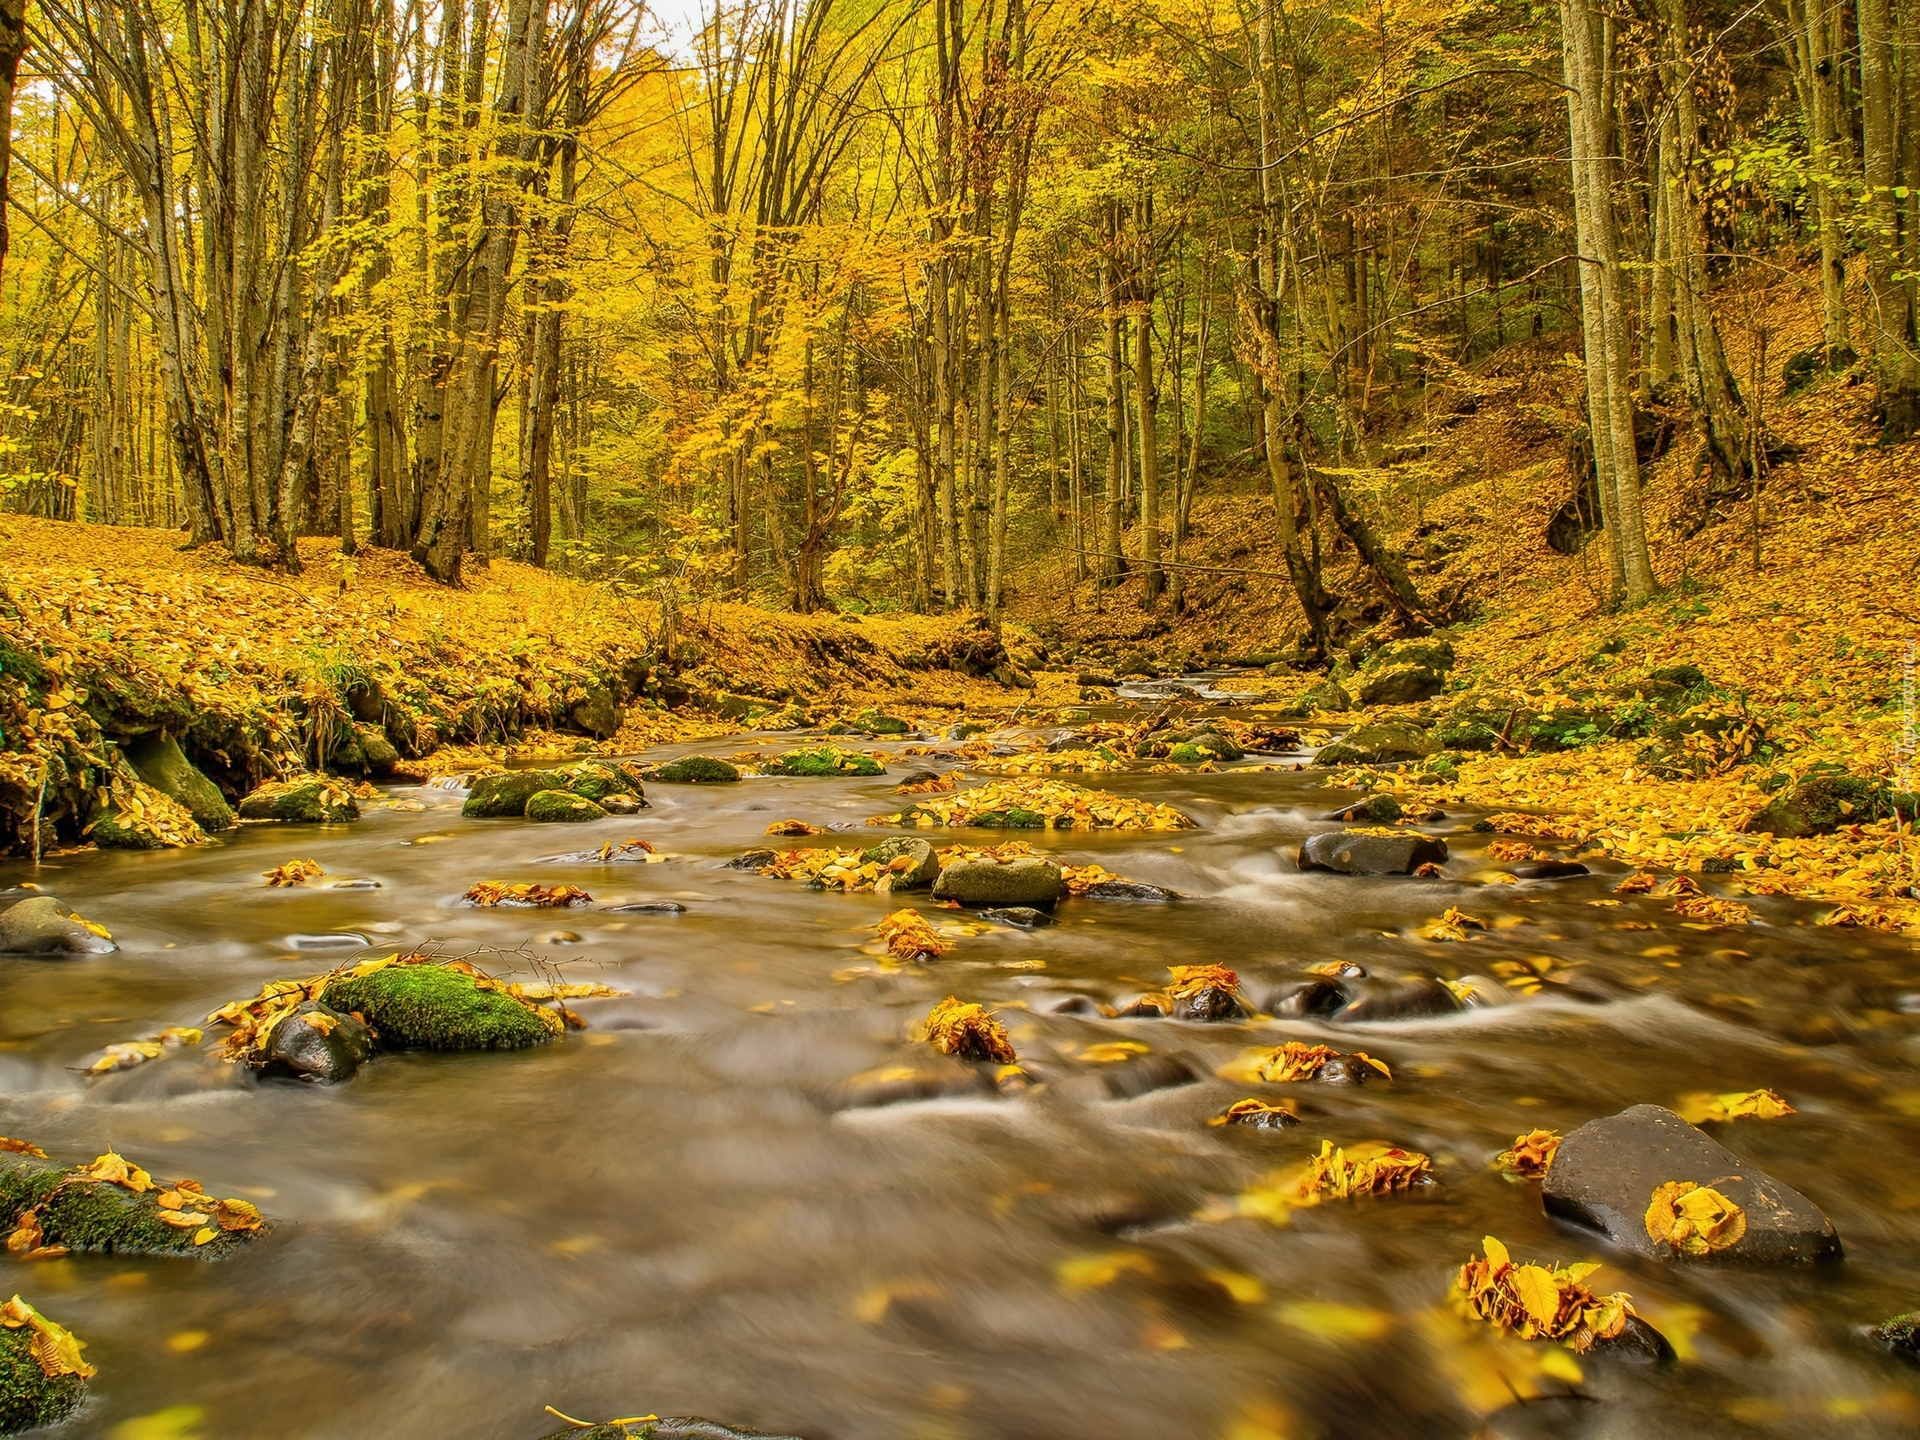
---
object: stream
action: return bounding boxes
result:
[2,703,1918,1439]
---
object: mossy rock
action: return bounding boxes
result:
[1523,706,1612,752]
[856,712,911,736]
[561,762,643,803]
[1749,772,1899,838]
[462,769,569,817]
[967,807,1049,828]
[526,789,607,823]
[88,782,208,850]
[1316,722,1435,766]
[1435,720,1498,751]
[127,733,233,831]
[1873,1312,1920,1359]
[653,756,741,783]
[238,777,360,823]
[569,685,624,738]
[1279,679,1352,717]
[321,964,563,1050]
[0,1156,260,1260]
[1362,637,1455,674]
[1355,663,1446,707]
[353,723,400,775]
[770,746,884,777]
[0,1325,85,1432]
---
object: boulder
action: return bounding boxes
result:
[127,733,233,831]
[0,1152,263,1259]
[856,711,911,736]
[462,769,568,818]
[1281,678,1353,717]
[932,857,1064,907]
[1365,637,1456,673]
[1253,976,1346,1017]
[1330,975,1463,1023]
[981,906,1052,928]
[353,723,400,776]
[261,1000,374,1083]
[1298,830,1449,875]
[89,786,207,849]
[1315,722,1435,766]
[653,756,741,783]
[1541,1104,1841,1263]
[0,897,116,956]
[1749,772,1902,838]
[239,777,360,823]
[320,964,564,1051]
[526,789,607,823]
[569,685,624,738]
[858,837,940,888]
[1356,664,1446,707]
[600,793,645,814]
[562,762,646,803]
[1082,880,1179,902]
[1329,794,1403,824]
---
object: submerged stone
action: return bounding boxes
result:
[1099,1052,1198,1100]
[1329,975,1463,1022]
[1511,859,1590,881]
[828,1060,995,1110]
[932,857,1064,907]
[261,1000,373,1083]
[605,901,687,914]
[0,897,116,956]
[239,777,360,823]
[1541,1104,1840,1263]
[1298,830,1449,875]
[127,733,233,831]
[321,965,563,1051]
[980,906,1052,928]
[1081,880,1179,902]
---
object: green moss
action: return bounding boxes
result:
[561,762,629,800]
[856,711,910,735]
[653,756,741,783]
[1167,743,1202,763]
[462,769,568,817]
[525,789,606,822]
[971,807,1048,828]
[1436,720,1498,751]
[322,965,563,1050]
[770,746,884,777]
[128,733,234,831]
[0,1327,85,1433]
[238,777,360,822]
[0,1157,256,1260]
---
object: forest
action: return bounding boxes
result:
[0,0,1917,1436]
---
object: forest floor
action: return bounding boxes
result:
[1,272,1914,922]
[1018,268,1919,924]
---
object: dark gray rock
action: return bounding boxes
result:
[1541,1104,1841,1263]
[1331,975,1463,1022]
[981,906,1052,928]
[827,1060,995,1110]
[1082,880,1179,902]
[0,896,117,955]
[1100,1052,1198,1099]
[1298,830,1449,875]
[722,849,777,870]
[858,837,940,888]
[1511,859,1591,881]
[1251,976,1346,1017]
[261,1000,373,1083]
[1590,1313,1676,1365]
[605,901,687,914]
[1315,1054,1381,1085]
[932,857,1064,907]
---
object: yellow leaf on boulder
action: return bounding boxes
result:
[1645,1180,1747,1254]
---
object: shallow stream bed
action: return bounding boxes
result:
[2,716,1918,1439]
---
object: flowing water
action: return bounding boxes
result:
[2,707,1918,1439]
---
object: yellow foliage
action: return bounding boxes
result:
[1452,1235,1636,1352]
[262,858,325,886]
[914,997,1014,1063]
[1645,1181,1747,1254]
[876,909,952,961]
[1219,1041,1392,1084]
[0,1295,94,1379]
[876,778,1196,831]
[1492,1129,1561,1179]
[1675,1088,1795,1124]
[462,881,592,907]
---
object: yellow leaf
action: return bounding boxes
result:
[1511,1265,1562,1329]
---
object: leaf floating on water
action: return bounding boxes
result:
[1209,1139,1432,1224]
[894,772,958,795]
[1487,839,1549,863]
[1056,1250,1153,1291]
[1419,907,1488,942]
[1675,1088,1795,1124]
[1493,1129,1562,1180]
[462,881,592,907]
[84,1041,165,1074]
[0,1294,95,1378]
[1451,1235,1637,1352]
[877,909,953,962]
[1670,894,1753,925]
[915,996,1014,1063]
[1079,1041,1150,1063]
[262,858,325,887]
[1645,1180,1747,1254]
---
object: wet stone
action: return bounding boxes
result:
[0,896,117,956]
[261,1000,374,1084]
[1298,830,1450,876]
[981,906,1052,928]
[1329,794,1404,824]
[1099,1052,1198,1100]
[1330,975,1464,1023]
[827,1060,996,1110]
[605,901,687,914]
[1872,1313,1920,1361]
[1251,976,1346,1018]
[858,837,939,888]
[722,849,777,871]
[1590,1313,1677,1365]
[1541,1104,1841,1263]
[1081,880,1180,902]
[1316,1055,1381,1085]
[932,857,1064,907]
[1511,859,1591,881]
[525,789,607,823]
